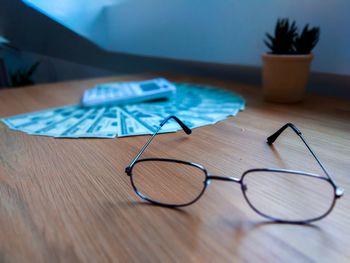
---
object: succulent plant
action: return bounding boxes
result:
[10,61,40,87]
[264,18,320,55]
[264,18,298,54]
[294,25,320,54]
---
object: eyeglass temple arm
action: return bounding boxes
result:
[125,116,191,173]
[267,123,342,192]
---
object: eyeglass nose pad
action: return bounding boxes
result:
[241,183,248,192]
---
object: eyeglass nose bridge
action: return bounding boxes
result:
[206,175,242,185]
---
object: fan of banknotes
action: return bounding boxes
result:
[1,82,245,138]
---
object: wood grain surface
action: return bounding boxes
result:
[0,73,349,263]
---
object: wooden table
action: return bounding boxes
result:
[0,74,349,263]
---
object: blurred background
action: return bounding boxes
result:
[0,0,349,96]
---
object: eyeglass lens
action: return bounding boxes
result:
[242,171,335,221]
[132,160,207,206]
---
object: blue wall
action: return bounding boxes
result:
[23,0,350,75]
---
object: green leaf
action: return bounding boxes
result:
[9,61,40,87]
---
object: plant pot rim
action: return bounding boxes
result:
[262,53,313,60]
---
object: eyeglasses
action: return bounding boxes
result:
[125,116,344,224]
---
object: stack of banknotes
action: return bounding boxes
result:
[1,82,245,138]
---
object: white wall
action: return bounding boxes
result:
[23,0,350,75]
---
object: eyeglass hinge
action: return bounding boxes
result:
[125,167,132,176]
[335,187,344,198]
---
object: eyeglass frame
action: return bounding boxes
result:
[125,116,344,224]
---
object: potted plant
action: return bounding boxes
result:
[10,61,40,87]
[262,18,320,103]
[0,37,41,88]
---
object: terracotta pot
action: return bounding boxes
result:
[262,53,313,103]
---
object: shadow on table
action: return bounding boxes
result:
[118,201,192,216]
[222,217,334,261]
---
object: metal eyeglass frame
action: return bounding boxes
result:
[125,116,344,224]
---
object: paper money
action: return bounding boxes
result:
[2,105,79,131]
[117,108,152,137]
[121,106,179,132]
[1,80,246,138]
[35,108,94,136]
[79,107,119,138]
[56,107,118,138]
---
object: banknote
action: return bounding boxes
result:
[32,108,94,136]
[2,105,79,131]
[55,107,118,138]
[1,80,246,138]
[76,107,119,138]
[117,108,153,137]
[121,106,180,132]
